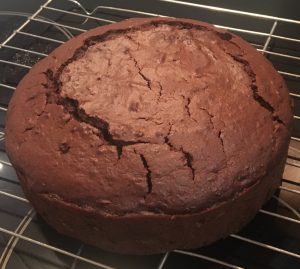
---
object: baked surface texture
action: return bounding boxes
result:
[6,17,293,254]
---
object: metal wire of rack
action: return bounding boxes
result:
[0,0,299,268]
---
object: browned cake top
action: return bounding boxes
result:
[6,18,293,216]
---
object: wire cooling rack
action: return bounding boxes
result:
[0,0,299,268]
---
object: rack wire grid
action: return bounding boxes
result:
[0,0,299,268]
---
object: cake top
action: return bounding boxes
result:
[6,18,292,216]
[59,23,231,173]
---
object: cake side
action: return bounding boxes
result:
[17,154,286,254]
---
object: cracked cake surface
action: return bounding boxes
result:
[5,18,293,254]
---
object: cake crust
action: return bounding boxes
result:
[5,17,293,254]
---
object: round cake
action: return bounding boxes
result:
[5,17,293,254]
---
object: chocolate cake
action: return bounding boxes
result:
[5,17,293,254]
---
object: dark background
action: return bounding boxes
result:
[0,0,300,19]
[0,1,299,269]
